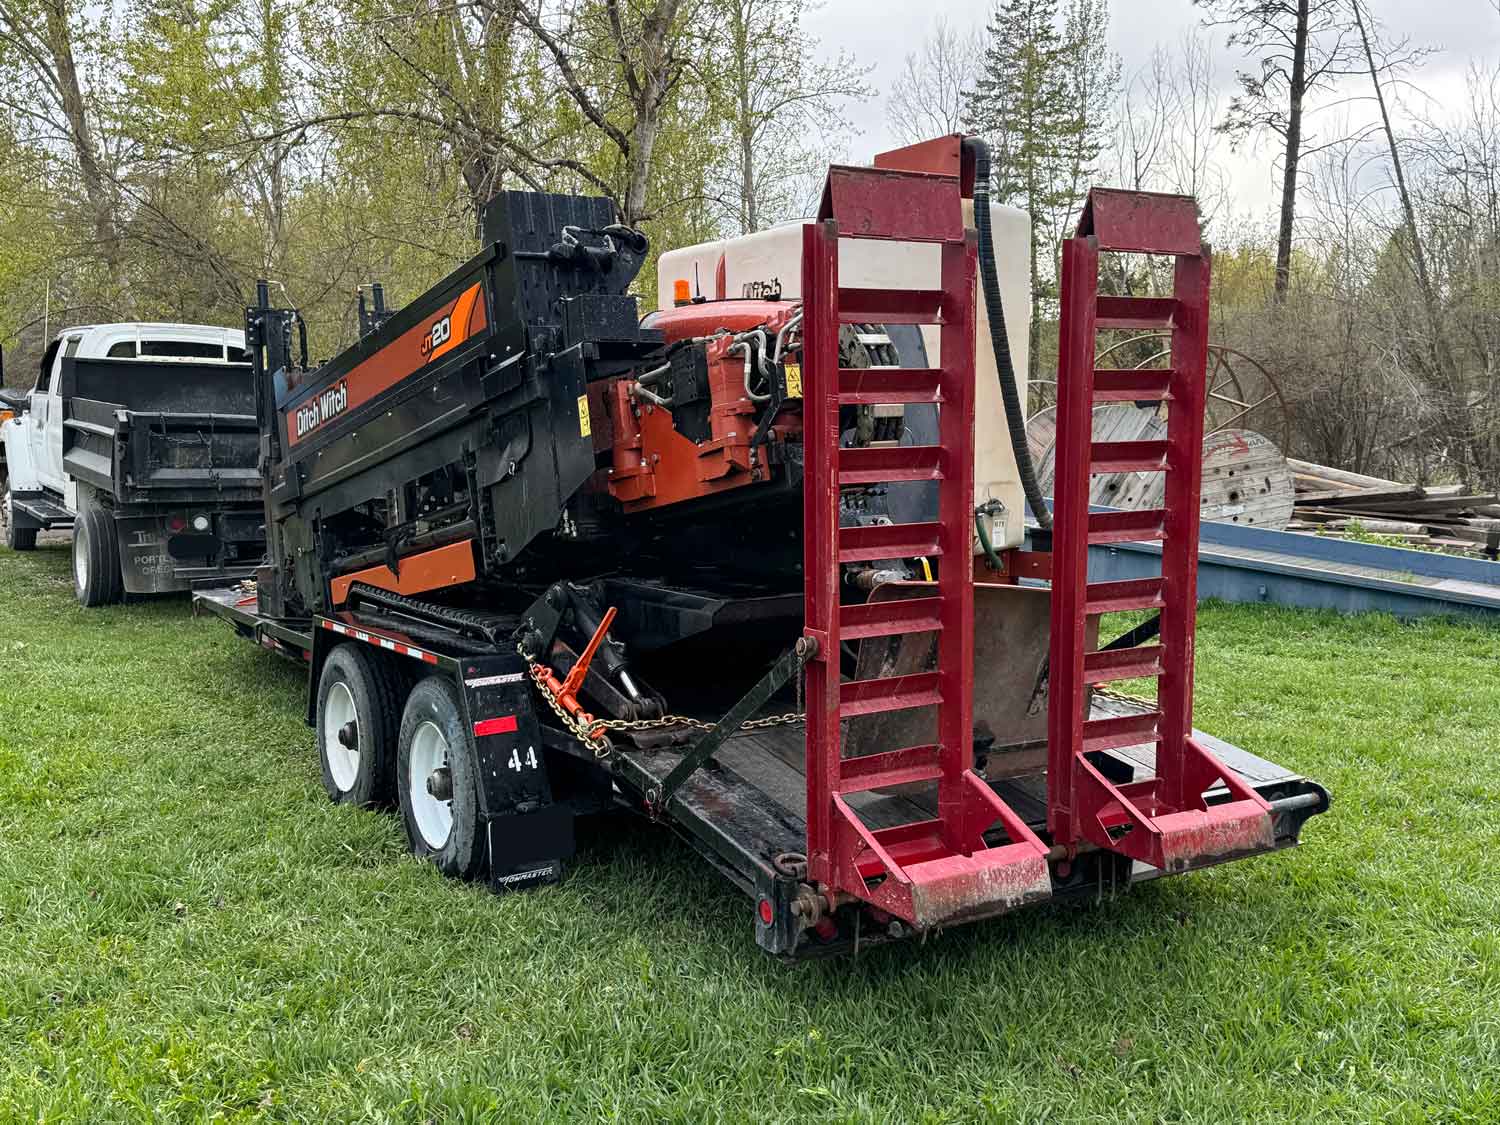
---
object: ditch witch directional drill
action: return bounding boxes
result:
[212,136,1326,956]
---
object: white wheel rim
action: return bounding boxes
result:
[74,525,88,589]
[323,680,359,792]
[409,720,453,850]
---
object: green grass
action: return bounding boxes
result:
[1,541,1498,1123]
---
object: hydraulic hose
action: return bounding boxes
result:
[962,136,1052,531]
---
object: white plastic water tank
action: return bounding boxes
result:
[656,202,1034,549]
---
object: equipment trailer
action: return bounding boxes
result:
[196,137,1327,957]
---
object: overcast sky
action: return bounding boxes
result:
[806,0,1500,221]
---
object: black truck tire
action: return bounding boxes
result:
[73,507,122,605]
[315,643,401,807]
[4,498,36,551]
[397,674,486,880]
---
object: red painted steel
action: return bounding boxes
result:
[802,219,842,890]
[871,134,978,197]
[817,165,964,242]
[1076,188,1202,256]
[800,170,1052,928]
[1046,187,1274,871]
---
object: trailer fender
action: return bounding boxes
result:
[305,623,336,726]
[454,652,574,890]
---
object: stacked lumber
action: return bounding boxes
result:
[1287,458,1500,556]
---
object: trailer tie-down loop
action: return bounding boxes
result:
[646,636,818,817]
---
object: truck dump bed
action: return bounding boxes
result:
[60,356,260,505]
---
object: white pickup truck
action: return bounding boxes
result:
[1,323,265,605]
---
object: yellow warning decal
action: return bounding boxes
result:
[578,394,592,437]
[783,363,802,399]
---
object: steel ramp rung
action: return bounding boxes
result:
[839,596,943,640]
[1081,711,1161,753]
[838,367,942,405]
[1092,369,1173,402]
[1087,508,1166,544]
[836,288,943,325]
[836,745,941,793]
[1085,577,1165,615]
[1083,644,1164,684]
[837,444,943,485]
[1095,295,1176,330]
[838,520,944,563]
[838,671,942,719]
[1090,439,1169,475]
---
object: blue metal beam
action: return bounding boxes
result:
[1087,517,1500,619]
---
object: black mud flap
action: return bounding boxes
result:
[487,807,572,892]
[114,515,185,594]
[455,653,575,891]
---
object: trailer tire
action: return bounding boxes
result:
[73,507,122,605]
[315,643,400,807]
[4,497,36,551]
[397,675,485,880]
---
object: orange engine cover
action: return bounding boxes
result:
[607,301,802,513]
[645,299,793,344]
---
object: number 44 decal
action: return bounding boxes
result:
[508,746,539,772]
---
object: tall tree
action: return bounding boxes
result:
[1196,0,1357,304]
[1056,0,1120,237]
[965,0,1085,379]
[708,0,869,234]
[0,0,129,308]
[1110,30,1226,221]
[886,17,985,147]
[516,0,695,225]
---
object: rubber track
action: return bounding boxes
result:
[346,582,516,644]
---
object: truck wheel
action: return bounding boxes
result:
[4,497,36,551]
[73,508,122,604]
[397,675,485,879]
[315,644,400,807]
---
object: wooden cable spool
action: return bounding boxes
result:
[1027,403,1295,529]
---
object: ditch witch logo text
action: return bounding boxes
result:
[293,379,349,439]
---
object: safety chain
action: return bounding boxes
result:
[524,660,614,759]
[597,712,805,734]
[521,647,805,759]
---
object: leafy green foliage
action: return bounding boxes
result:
[0,0,861,381]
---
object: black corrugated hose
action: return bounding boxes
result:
[962,136,1052,531]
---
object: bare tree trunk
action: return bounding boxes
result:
[521,0,683,226]
[1274,0,1309,304]
[41,0,126,303]
[1350,0,1467,479]
[618,0,683,225]
[1350,1,1429,299]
